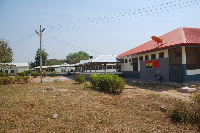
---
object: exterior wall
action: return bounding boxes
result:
[140,58,169,82]
[3,66,17,75]
[120,49,168,80]
[17,67,29,73]
[55,67,62,72]
[121,71,140,79]
[184,46,200,82]
[2,66,28,75]
[121,57,133,71]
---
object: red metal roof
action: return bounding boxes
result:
[117,27,200,58]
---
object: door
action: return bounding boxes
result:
[169,66,183,83]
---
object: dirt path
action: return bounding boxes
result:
[31,76,70,83]
[124,84,192,102]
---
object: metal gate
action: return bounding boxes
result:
[169,66,183,83]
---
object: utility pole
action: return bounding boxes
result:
[35,25,45,84]
[39,25,42,84]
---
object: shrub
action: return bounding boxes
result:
[20,71,26,76]
[28,70,32,75]
[75,75,86,84]
[24,70,28,75]
[170,100,189,123]
[0,77,13,85]
[89,74,99,89]
[169,92,200,125]
[0,71,6,77]
[32,72,38,78]
[82,82,88,89]
[23,76,30,83]
[51,71,56,77]
[15,76,22,84]
[17,71,26,76]
[42,71,47,77]
[89,74,125,94]
[14,76,30,84]
[9,72,13,76]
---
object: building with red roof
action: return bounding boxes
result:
[117,27,200,82]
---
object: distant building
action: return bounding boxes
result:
[34,63,74,74]
[117,27,200,83]
[74,55,121,73]
[0,63,29,75]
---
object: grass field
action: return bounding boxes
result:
[0,78,198,132]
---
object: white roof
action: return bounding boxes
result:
[92,55,119,63]
[0,63,29,67]
[74,55,120,66]
[35,64,73,69]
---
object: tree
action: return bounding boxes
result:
[66,51,90,64]
[0,40,13,63]
[32,48,48,67]
[0,40,13,71]
[46,59,67,66]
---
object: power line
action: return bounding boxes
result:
[45,33,105,55]
[45,0,199,31]
[9,33,35,47]
[10,0,199,50]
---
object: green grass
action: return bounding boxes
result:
[0,80,198,132]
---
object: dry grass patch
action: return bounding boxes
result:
[0,80,198,132]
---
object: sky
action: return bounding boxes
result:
[0,0,200,63]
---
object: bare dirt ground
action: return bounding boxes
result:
[1,77,199,132]
[31,76,70,83]
[125,84,193,102]
[33,76,197,102]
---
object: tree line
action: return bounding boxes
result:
[0,40,90,69]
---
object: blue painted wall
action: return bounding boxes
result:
[121,71,140,79]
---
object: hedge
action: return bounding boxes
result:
[75,75,86,84]
[89,74,125,94]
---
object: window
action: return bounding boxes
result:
[139,56,143,61]
[151,54,156,59]
[186,47,200,69]
[129,58,132,63]
[132,58,138,71]
[145,55,149,60]
[4,70,8,74]
[125,59,128,63]
[169,47,182,66]
[11,70,14,73]
[107,66,112,69]
[159,52,164,58]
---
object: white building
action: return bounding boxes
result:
[0,63,29,75]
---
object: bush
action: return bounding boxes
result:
[14,76,30,84]
[0,77,13,85]
[89,74,125,94]
[32,72,38,78]
[15,76,22,84]
[89,74,99,89]
[20,71,26,76]
[51,71,56,77]
[82,82,88,89]
[169,92,200,125]
[170,100,190,123]
[0,71,6,77]
[28,70,32,75]
[42,71,47,77]
[75,75,86,84]
[23,76,30,83]
[9,72,13,76]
